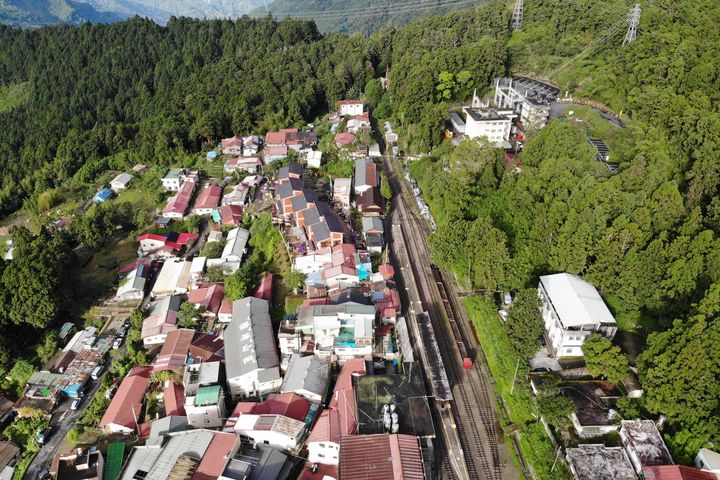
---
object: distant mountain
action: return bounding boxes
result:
[253,0,474,34]
[0,0,122,28]
[0,0,266,28]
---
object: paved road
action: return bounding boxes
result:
[25,373,106,479]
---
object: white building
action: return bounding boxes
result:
[151,259,191,298]
[110,172,133,192]
[208,227,249,274]
[185,385,226,429]
[293,251,332,275]
[538,273,617,358]
[338,100,364,117]
[695,448,720,476]
[306,150,323,169]
[161,168,184,191]
[280,355,329,404]
[297,303,375,359]
[232,414,305,451]
[333,178,352,216]
[307,409,341,465]
[183,361,221,396]
[115,264,147,301]
[225,297,281,398]
[189,256,206,285]
[463,107,514,147]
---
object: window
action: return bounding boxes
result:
[318,453,325,458]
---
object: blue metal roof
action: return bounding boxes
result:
[93,188,113,202]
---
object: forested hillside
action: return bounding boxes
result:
[0,0,121,28]
[254,0,476,34]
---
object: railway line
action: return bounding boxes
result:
[384,155,508,480]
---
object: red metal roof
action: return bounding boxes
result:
[308,408,340,445]
[188,283,225,315]
[253,273,273,301]
[297,461,339,480]
[338,99,363,105]
[334,133,356,146]
[189,332,225,362]
[153,328,195,372]
[163,181,196,216]
[264,145,289,156]
[192,432,240,480]
[163,382,186,417]
[328,358,365,437]
[643,466,718,480]
[100,366,151,431]
[379,264,395,279]
[221,136,243,148]
[218,205,243,226]
[339,434,424,480]
[193,185,222,210]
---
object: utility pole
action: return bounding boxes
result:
[510,0,523,31]
[622,4,641,45]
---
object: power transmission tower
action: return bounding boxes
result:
[511,0,523,31]
[622,4,641,45]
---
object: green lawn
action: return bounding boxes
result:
[464,296,571,480]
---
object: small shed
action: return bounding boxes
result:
[93,188,113,203]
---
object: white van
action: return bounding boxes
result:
[91,366,104,380]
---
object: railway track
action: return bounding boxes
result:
[385,155,504,480]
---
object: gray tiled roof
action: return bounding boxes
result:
[303,206,321,226]
[310,221,331,242]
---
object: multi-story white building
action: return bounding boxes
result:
[539,273,617,357]
[462,107,515,147]
[225,297,281,398]
[185,385,226,429]
[338,99,364,117]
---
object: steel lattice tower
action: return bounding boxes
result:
[511,0,523,31]
[623,4,641,45]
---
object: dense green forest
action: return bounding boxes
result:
[255,0,476,34]
[0,0,719,471]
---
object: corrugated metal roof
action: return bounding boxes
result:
[339,434,424,480]
[540,273,616,328]
[280,355,329,398]
[224,297,279,382]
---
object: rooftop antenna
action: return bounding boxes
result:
[622,4,641,46]
[511,0,523,31]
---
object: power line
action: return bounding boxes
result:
[553,17,627,75]
[251,0,478,21]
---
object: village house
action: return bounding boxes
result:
[213,226,249,273]
[213,204,243,226]
[92,188,113,203]
[334,132,355,148]
[339,434,426,480]
[224,156,262,175]
[243,135,262,156]
[221,183,250,206]
[99,366,151,434]
[620,420,673,474]
[188,283,225,319]
[183,361,222,396]
[346,112,371,134]
[695,448,720,476]
[221,135,244,155]
[137,232,198,257]
[190,332,225,363]
[114,263,148,301]
[152,328,195,372]
[333,177,352,216]
[296,303,376,359]
[121,430,241,480]
[53,447,104,480]
[355,187,385,216]
[354,157,377,194]
[279,354,330,403]
[161,168,184,191]
[162,180,196,218]
[263,145,289,164]
[224,297,281,398]
[539,273,617,357]
[151,259,191,298]
[307,358,366,465]
[278,162,303,183]
[185,385,226,429]
[224,393,311,451]
[566,444,637,480]
[189,256,206,286]
[192,185,222,215]
[266,128,317,152]
[110,172,133,192]
[141,295,182,346]
[338,99,364,116]
[306,150,322,168]
[276,178,304,217]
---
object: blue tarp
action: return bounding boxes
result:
[207,151,218,159]
[358,264,370,281]
[93,188,113,203]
